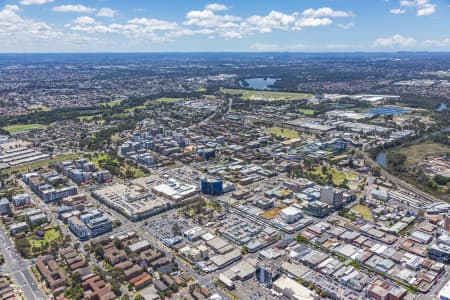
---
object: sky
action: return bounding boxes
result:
[0,0,450,52]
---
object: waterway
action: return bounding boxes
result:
[239,77,280,90]
[375,126,450,169]
[437,102,448,112]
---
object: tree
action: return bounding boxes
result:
[134,293,144,300]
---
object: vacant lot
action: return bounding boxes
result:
[400,142,449,165]
[3,124,47,133]
[261,207,281,220]
[351,204,374,221]
[266,127,299,139]
[30,229,61,249]
[222,88,313,101]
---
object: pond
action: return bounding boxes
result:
[239,77,280,90]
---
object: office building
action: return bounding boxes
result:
[201,178,223,196]
[320,186,344,208]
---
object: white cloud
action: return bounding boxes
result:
[20,0,53,5]
[390,8,406,14]
[373,34,417,47]
[52,4,96,13]
[205,3,229,12]
[302,7,354,18]
[247,11,296,33]
[73,16,96,25]
[337,22,355,29]
[97,8,116,17]
[399,0,436,16]
[423,38,450,47]
[294,17,333,30]
[251,42,305,51]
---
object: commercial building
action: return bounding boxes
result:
[92,183,171,221]
[428,233,450,263]
[272,275,315,300]
[256,261,281,287]
[281,206,303,224]
[201,177,223,196]
[320,186,343,208]
[42,186,78,203]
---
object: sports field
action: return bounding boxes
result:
[222,88,313,101]
[3,124,47,133]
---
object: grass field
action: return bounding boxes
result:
[26,105,50,112]
[0,153,81,175]
[298,109,315,116]
[351,204,374,221]
[156,97,184,103]
[3,124,47,133]
[90,153,144,178]
[77,114,102,121]
[222,88,313,101]
[312,167,347,186]
[30,229,61,248]
[102,99,122,107]
[261,207,282,220]
[266,127,299,139]
[399,142,450,165]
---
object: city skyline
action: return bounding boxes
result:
[1,0,450,52]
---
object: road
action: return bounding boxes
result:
[0,223,45,300]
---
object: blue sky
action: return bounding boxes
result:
[0,0,449,52]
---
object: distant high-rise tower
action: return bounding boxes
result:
[444,210,450,232]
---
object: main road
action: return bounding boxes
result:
[0,223,45,299]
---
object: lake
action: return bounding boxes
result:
[239,77,280,90]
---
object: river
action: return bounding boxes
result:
[375,126,450,169]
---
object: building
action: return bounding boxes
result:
[320,186,343,208]
[201,178,223,196]
[272,275,315,300]
[9,222,29,236]
[42,186,77,203]
[281,206,302,224]
[256,261,281,287]
[11,193,30,207]
[439,279,450,300]
[0,198,11,215]
[428,233,450,263]
[85,216,113,238]
[28,213,48,226]
[36,256,68,295]
[68,217,91,241]
[304,201,330,217]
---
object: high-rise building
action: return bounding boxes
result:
[201,178,223,196]
[320,186,343,208]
